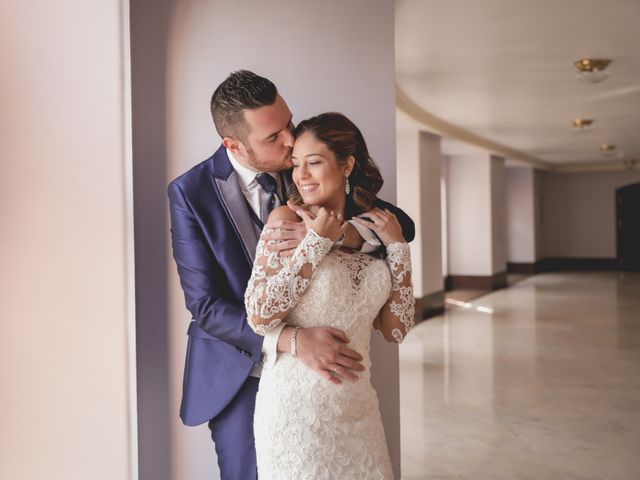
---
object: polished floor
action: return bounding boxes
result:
[400,272,640,480]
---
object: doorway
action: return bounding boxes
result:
[616,182,640,271]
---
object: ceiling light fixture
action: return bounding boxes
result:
[572,118,594,132]
[574,58,612,83]
[600,144,616,156]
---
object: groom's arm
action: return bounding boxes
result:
[343,198,415,252]
[168,181,263,360]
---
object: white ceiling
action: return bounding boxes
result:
[395,0,640,167]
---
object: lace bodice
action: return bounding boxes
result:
[245,229,415,344]
[246,227,415,479]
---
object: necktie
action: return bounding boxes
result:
[256,173,278,224]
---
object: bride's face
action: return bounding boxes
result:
[291,132,352,208]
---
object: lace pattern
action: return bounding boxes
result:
[376,242,415,344]
[249,234,414,479]
[245,228,334,335]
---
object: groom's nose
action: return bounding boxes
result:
[282,128,294,148]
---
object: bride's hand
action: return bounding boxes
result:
[352,208,405,246]
[295,207,346,242]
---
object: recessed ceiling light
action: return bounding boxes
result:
[575,58,612,83]
[572,118,594,132]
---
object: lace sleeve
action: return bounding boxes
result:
[245,228,334,335]
[374,242,415,343]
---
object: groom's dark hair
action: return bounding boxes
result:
[210,70,278,142]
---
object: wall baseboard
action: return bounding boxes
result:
[414,290,445,322]
[507,262,536,274]
[535,257,617,272]
[445,271,507,291]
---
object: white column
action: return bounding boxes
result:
[446,152,507,287]
[397,121,444,314]
[506,167,538,264]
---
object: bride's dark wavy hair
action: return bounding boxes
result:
[288,112,383,219]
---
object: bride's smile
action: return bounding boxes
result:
[291,130,353,213]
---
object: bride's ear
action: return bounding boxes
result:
[344,156,355,176]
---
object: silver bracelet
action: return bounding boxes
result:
[290,326,301,357]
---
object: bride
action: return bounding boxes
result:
[244,112,415,479]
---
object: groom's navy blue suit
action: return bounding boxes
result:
[168,145,415,478]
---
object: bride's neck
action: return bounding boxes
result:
[313,195,346,217]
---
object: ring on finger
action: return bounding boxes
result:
[333,365,341,374]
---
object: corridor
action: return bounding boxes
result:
[400,272,640,479]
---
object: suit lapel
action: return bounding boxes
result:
[210,146,259,263]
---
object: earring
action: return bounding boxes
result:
[345,178,351,195]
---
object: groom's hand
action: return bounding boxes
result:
[263,204,308,256]
[279,326,365,384]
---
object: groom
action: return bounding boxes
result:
[168,70,414,479]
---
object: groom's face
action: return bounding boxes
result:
[241,94,295,172]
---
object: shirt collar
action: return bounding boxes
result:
[226,148,279,190]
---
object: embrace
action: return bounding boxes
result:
[168,70,416,479]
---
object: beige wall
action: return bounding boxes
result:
[0,1,134,479]
[132,1,401,479]
[540,170,640,258]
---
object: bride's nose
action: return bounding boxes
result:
[298,164,310,178]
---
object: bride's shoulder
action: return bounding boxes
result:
[267,205,301,224]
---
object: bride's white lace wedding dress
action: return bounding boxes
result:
[245,229,415,480]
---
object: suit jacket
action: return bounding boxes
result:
[168,145,415,426]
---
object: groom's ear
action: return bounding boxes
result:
[223,136,244,156]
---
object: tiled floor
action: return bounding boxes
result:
[400,272,640,480]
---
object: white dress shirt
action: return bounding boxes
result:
[227,149,285,375]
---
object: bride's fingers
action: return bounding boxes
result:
[287,200,316,219]
[295,208,313,225]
